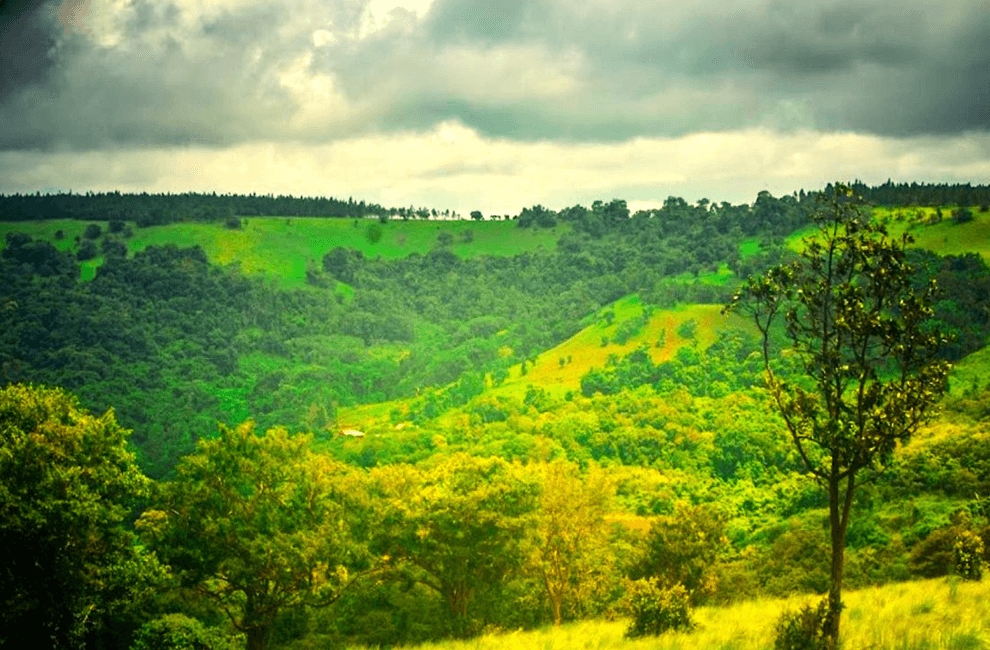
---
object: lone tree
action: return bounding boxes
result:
[725,184,949,648]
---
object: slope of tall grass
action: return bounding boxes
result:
[337,577,990,650]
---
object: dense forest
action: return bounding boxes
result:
[4,181,990,650]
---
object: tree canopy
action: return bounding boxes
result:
[0,384,157,649]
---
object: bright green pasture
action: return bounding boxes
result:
[0,218,566,288]
[784,206,990,261]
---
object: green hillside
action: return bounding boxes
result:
[0,217,565,287]
[785,206,990,260]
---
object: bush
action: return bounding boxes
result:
[677,319,697,340]
[365,223,383,244]
[954,530,985,580]
[953,208,974,225]
[131,614,238,650]
[224,217,241,230]
[624,580,694,638]
[773,598,833,650]
[109,219,126,233]
[83,223,102,239]
[76,239,98,261]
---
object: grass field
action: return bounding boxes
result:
[0,217,566,288]
[784,206,990,262]
[338,577,990,650]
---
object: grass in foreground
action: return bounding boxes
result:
[341,577,990,650]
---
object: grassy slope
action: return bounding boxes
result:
[786,206,990,260]
[336,297,755,427]
[0,218,566,288]
[341,577,990,650]
[495,297,753,398]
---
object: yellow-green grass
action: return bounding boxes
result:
[341,577,990,650]
[0,218,566,288]
[493,297,754,398]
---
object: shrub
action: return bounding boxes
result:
[953,208,974,225]
[954,530,985,580]
[224,217,241,229]
[366,223,383,243]
[83,223,102,239]
[624,580,694,638]
[773,598,833,650]
[677,318,697,340]
[76,239,98,261]
[131,613,238,650]
[109,219,126,233]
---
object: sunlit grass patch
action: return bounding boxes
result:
[340,578,990,650]
[493,299,754,397]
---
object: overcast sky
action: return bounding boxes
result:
[1,0,988,214]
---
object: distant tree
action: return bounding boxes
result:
[725,184,949,648]
[952,208,974,224]
[77,239,98,261]
[365,223,384,244]
[54,229,65,240]
[83,223,102,239]
[108,219,126,234]
[0,384,159,648]
[470,210,483,221]
[101,237,127,258]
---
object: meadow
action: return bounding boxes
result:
[0,217,566,287]
[334,577,990,650]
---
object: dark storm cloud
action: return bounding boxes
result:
[0,0,987,152]
[0,0,64,100]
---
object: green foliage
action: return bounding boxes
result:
[532,460,618,625]
[677,318,697,340]
[131,614,238,650]
[629,504,727,604]
[0,384,159,648]
[368,454,539,637]
[773,598,834,650]
[365,222,383,244]
[624,580,694,638]
[954,530,985,581]
[141,421,366,650]
[84,223,103,239]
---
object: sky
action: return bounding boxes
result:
[1,0,988,215]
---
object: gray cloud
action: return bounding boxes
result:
[1,0,987,152]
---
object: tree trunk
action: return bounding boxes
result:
[246,626,267,650]
[826,472,855,650]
